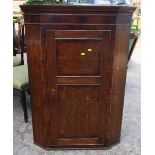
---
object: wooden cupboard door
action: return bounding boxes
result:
[47,30,111,147]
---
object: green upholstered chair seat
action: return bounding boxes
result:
[13,56,21,67]
[13,65,29,91]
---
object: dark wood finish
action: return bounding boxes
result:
[20,91,28,123]
[20,4,135,149]
[13,22,18,56]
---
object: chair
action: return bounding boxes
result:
[13,65,29,123]
[13,16,29,123]
[128,32,140,63]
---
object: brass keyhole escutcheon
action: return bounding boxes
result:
[80,52,85,56]
[80,48,93,56]
[88,48,92,52]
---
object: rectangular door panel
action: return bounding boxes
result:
[56,39,102,76]
[46,30,111,147]
[57,85,103,138]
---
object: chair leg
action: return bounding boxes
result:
[27,89,30,95]
[20,91,28,123]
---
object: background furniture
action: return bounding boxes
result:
[13,15,26,66]
[20,4,135,149]
[128,32,140,62]
[13,65,29,123]
[13,15,29,122]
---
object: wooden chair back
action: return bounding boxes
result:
[13,16,25,65]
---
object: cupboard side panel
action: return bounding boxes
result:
[107,24,131,146]
[25,24,46,146]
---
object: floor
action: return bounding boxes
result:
[13,39,141,155]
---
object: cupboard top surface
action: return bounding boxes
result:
[20,4,136,14]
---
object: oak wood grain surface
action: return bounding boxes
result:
[20,4,136,149]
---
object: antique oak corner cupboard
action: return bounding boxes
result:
[20,4,136,149]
